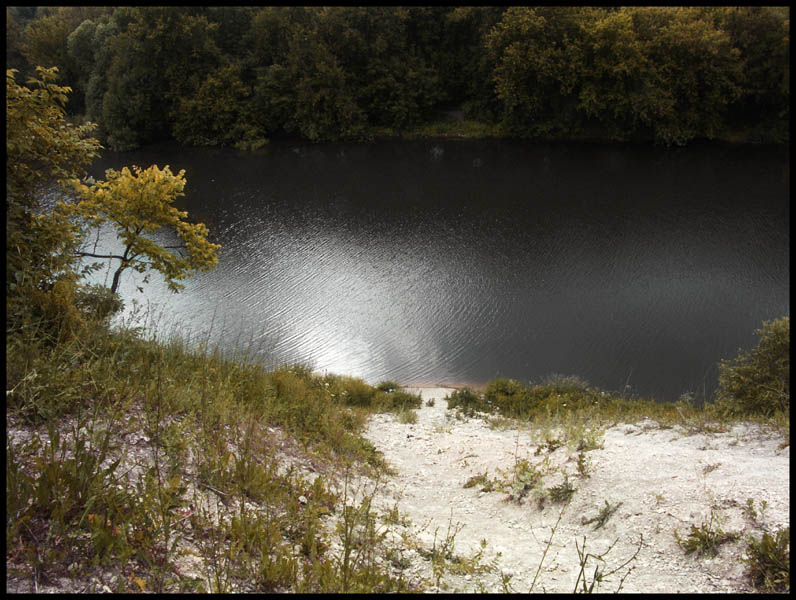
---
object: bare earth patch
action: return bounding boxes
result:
[363,387,790,593]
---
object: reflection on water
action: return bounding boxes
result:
[86,140,789,401]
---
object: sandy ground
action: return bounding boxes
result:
[363,387,790,593]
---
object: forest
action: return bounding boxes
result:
[6,6,790,149]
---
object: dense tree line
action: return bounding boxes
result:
[6,6,789,148]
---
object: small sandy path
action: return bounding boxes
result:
[364,387,790,593]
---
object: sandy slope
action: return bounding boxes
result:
[363,387,790,593]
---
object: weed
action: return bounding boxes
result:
[543,437,563,453]
[463,471,493,492]
[375,381,401,392]
[381,501,411,528]
[675,510,740,557]
[486,414,516,429]
[504,458,542,503]
[583,500,623,530]
[445,388,488,418]
[575,427,605,452]
[742,498,768,527]
[396,408,418,425]
[529,500,568,592]
[744,527,789,593]
[548,474,576,504]
[416,509,480,587]
[573,534,643,593]
[425,398,435,407]
[576,450,594,479]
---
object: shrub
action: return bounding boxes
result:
[75,283,124,320]
[675,511,739,557]
[716,317,789,417]
[744,527,789,593]
[371,390,422,412]
[375,381,401,392]
[445,387,489,417]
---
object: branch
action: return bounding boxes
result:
[75,251,125,260]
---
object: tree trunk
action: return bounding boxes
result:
[110,266,124,295]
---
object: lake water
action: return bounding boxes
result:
[86,139,789,402]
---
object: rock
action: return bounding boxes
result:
[298,495,308,505]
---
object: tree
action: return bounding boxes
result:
[717,6,790,140]
[173,64,267,150]
[99,7,221,149]
[19,7,113,114]
[486,7,590,138]
[6,67,101,297]
[716,317,790,417]
[63,165,221,294]
[7,66,104,339]
[630,7,743,144]
[578,8,651,139]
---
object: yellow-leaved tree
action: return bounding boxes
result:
[63,165,221,294]
[7,66,102,336]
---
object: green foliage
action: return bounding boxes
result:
[173,64,267,149]
[375,381,400,392]
[12,6,789,146]
[445,387,488,417]
[6,66,103,337]
[716,7,790,141]
[583,500,623,530]
[675,510,740,558]
[547,474,576,504]
[486,7,590,138]
[716,317,789,418]
[18,8,108,113]
[744,527,789,593]
[628,7,743,144]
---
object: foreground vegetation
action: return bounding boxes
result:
[7,302,788,592]
[6,310,429,592]
[7,6,789,148]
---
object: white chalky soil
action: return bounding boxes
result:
[364,387,790,593]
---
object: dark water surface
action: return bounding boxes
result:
[87,139,789,401]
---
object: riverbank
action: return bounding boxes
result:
[351,112,789,146]
[256,112,789,147]
[363,387,790,593]
[6,311,789,592]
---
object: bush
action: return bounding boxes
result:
[744,527,789,593]
[716,317,789,417]
[375,381,401,392]
[371,390,422,412]
[484,378,533,418]
[75,282,124,320]
[446,387,490,417]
